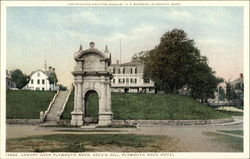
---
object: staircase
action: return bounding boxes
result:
[44,91,70,125]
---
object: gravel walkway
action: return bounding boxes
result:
[6,116,243,152]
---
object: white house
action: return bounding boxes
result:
[109,61,155,93]
[25,69,58,91]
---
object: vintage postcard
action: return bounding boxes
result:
[0,1,249,159]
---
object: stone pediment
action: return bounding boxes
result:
[75,48,108,61]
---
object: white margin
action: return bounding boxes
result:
[1,1,249,159]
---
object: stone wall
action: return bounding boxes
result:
[6,118,234,126]
[112,118,234,126]
[6,119,41,125]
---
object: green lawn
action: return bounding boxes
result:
[6,90,56,119]
[218,130,243,136]
[7,134,157,152]
[204,132,243,152]
[61,92,231,120]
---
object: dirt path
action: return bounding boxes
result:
[6,116,243,152]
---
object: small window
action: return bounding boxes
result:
[37,79,40,84]
[123,68,125,74]
[130,68,133,74]
[42,79,45,84]
[42,88,45,91]
[31,79,33,84]
[37,72,40,77]
[123,79,125,83]
[135,78,137,83]
[113,79,115,83]
[135,68,137,74]
[113,68,115,74]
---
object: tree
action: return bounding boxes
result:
[132,51,148,62]
[11,69,29,89]
[144,28,223,101]
[59,84,67,91]
[48,72,58,85]
[217,86,226,101]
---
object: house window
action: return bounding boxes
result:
[118,69,121,74]
[113,79,115,83]
[37,72,40,77]
[135,68,137,74]
[42,88,45,91]
[42,79,45,84]
[31,79,33,84]
[123,68,125,74]
[113,68,115,74]
[130,79,133,83]
[135,78,137,83]
[123,79,125,83]
[130,68,133,74]
[37,79,40,84]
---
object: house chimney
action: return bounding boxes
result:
[240,73,243,78]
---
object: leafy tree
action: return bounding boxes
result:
[59,84,67,91]
[48,72,58,85]
[11,69,29,89]
[217,86,226,100]
[132,51,148,62]
[144,28,223,101]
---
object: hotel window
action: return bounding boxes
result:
[31,79,33,84]
[37,79,40,84]
[42,79,45,84]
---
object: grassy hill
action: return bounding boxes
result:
[61,92,231,120]
[6,90,56,119]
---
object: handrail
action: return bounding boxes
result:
[43,90,59,120]
[59,89,72,117]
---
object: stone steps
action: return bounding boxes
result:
[44,91,70,123]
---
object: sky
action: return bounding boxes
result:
[6,6,244,88]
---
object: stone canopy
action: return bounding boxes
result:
[71,42,113,126]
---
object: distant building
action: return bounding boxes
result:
[208,73,244,106]
[25,67,58,91]
[6,70,16,90]
[109,61,155,93]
